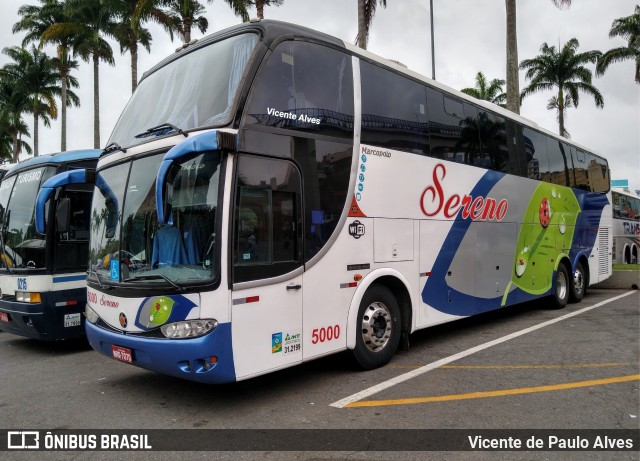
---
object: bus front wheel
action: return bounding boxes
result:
[353,285,401,370]
[549,264,570,309]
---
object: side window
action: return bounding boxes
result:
[233,155,302,283]
[569,148,590,190]
[54,188,92,270]
[586,153,610,192]
[477,111,509,173]
[427,87,464,161]
[546,137,569,186]
[459,102,482,167]
[360,60,429,154]
[523,127,549,182]
[245,40,354,138]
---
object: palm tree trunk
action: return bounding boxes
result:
[557,89,566,137]
[131,40,138,93]
[183,18,192,44]
[256,0,264,19]
[93,53,100,149]
[505,0,520,114]
[12,132,19,163]
[357,0,367,50]
[33,112,39,157]
[61,70,68,152]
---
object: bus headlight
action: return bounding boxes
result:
[161,319,218,339]
[85,305,99,324]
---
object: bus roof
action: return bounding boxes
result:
[5,149,101,178]
[140,19,606,163]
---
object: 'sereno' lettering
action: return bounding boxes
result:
[420,163,508,221]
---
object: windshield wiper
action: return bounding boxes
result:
[134,123,188,139]
[128,274,184,292]
[87,267,113,290]
[103,142,127,154]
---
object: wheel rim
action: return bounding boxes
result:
[557,269,568,300]
[573,268,584,295]
[361,301,392,352]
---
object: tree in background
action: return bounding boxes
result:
[42,0,116,149]
[252,0,283,19]
[0,79,32,162]
[520,38,603,138]
[596,4,640,84]
[356,0,387,50]
[1,46,64,157]
[13,0,80,151]
[505,0,572,114]
[461,72,506,107]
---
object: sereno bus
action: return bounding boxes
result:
[73,20,611,383]
[611,189,639,264]
[0,150,100,340]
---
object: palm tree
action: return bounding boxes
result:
[596,5,640,84]
[156,0,210,44]
[520,38,604,138]
[252,0,282,19]
[505,0,572,114]
[356,0,387,50]
[43,0,116,148]
[1,46,64,157]
[13,0,80,152]
[0,78,32,162]
[461,72,506,106]
[112,0,156,93]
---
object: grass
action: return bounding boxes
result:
[613,264,640,271]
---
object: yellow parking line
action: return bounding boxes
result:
[387,362,634,370]
[345,374,640,408]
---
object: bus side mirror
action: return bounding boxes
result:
[56,198,71,234]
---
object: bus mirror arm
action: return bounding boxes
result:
[35,169,91,234]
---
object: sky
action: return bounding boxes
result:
[1,0,638,192]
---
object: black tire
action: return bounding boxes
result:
[548,263,570,309]
[352,285,401,370]
[569,260,587,303]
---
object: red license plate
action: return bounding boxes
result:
[111,345,133,363]
[0,312,8,323]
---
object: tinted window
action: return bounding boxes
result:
[234,155,302,283]
[54,188,92,270]
[475,111,509,172]
[569,148,590,190]
[523,128,549,182]
[546,138,569,186]
[245,41,354,138]
[291,138,352,261]
[586,153,610,192]
[427,88,464,161]
[457,103,482,167]
[360,61,428,154]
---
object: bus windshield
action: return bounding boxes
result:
[0,167,58,270]
[89,152,221,286]
[107,33,258,149]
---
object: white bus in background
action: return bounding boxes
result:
[612,189,640,264]
[72,20,612,384]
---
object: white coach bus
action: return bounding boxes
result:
[74,20,611,383]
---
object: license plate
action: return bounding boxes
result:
[0,312,8,323]
[64,313,81,327]
[111,345,133,364]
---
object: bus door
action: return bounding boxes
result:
[230,154,304,379]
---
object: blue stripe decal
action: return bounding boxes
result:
[53,275,86,283]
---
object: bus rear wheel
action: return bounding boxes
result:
[353,285,401,370]
[569,261,587,303]
[549,263,570,309]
